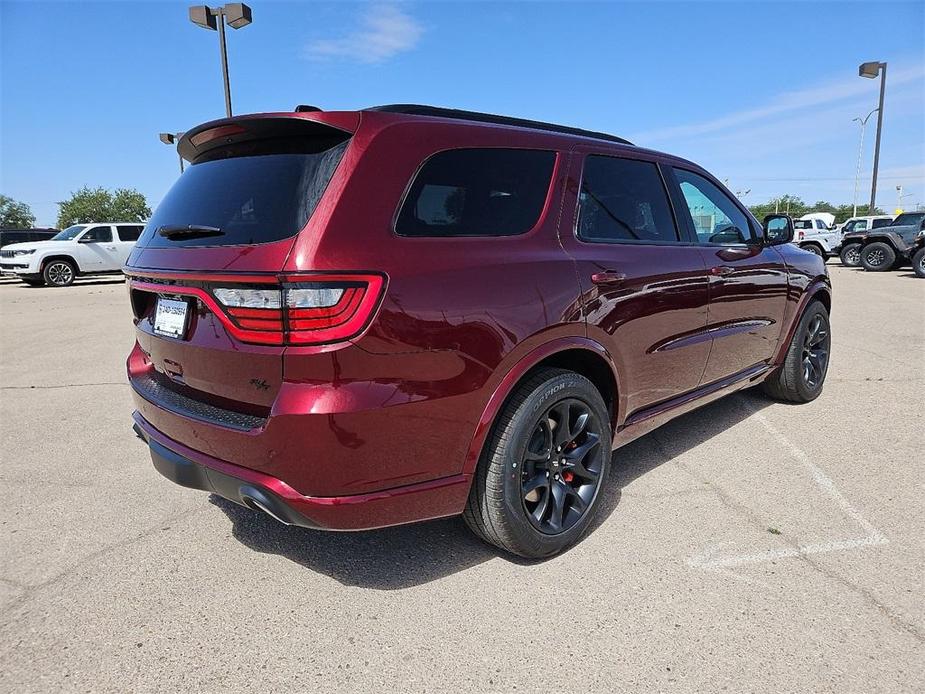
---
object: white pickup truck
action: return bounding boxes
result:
[792,213,840,258]
[0,223,144,286]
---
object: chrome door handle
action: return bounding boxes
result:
[591,270,626,286]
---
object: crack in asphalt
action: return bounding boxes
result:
[656,430,924,646]
[0,502,209,629]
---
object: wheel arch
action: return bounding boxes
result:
[462,338,619,477]
[772,279,831,365]
[862,234,900,251]
[799,241,826,255]
[40,254,81,272]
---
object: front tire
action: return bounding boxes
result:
[839,243,862,267]
[860,241,896,272]
[913,248,925,278]
[463,368,611,559]
[762,301,830,403]
[42,259,76,287]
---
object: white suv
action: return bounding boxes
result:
[0,223,144,287]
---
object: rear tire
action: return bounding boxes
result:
[913,248,925,278]
[463,368,611,559]
[860,241,896,272]
[42,259,76,287]
[839,243,862,267]
[762,301,830,403]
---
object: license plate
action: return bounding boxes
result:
[153,297,189,339]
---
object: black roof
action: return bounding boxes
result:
[366,104,633,146]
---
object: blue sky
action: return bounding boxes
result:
[2,0,923,226]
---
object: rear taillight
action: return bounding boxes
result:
[797,231,804,240]
[209,274,385,346]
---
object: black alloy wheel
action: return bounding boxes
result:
[800,313,829,389]
[520,398,603,535]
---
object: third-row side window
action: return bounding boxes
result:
[395,148,556,237]
[117,225,143,241]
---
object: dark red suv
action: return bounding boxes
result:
[126,105,831,558]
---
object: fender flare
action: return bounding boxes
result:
[772,278,832,365]
[461,337,618,476]
[38,254,82,274]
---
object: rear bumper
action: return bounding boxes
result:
[133,412,471,531]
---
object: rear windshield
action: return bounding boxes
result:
[138,137,349,248]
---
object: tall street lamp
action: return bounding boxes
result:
[859,61,887,214]
[851,108,878,218]
[189,4,253,117]
[159,132,186,174]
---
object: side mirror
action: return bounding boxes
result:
[77,237,95,243]
[763,214,793,245]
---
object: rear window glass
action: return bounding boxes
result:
[396,148,555,237]
[117,225,143,241]
[139,138,349,248]
[578,155,679,244]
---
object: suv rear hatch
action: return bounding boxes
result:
[126,113,379,416]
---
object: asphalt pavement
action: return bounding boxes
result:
[0,265,922,693]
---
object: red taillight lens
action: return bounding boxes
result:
[283,275,385,345]
[209,274,385,346]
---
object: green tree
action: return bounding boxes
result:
[748,195,807,221]
[111,188,152,222]
[57,186,150,228]
[0,194,37,228]
[832,203,885,223]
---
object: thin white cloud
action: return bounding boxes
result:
[305,4,423,64]
[632,63,925,144]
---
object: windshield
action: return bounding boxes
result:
[793,220,813,230]
[139,135,349,249]
[52,225,87,241]
[891,213,925,227]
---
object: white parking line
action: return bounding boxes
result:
[687,409,888,572]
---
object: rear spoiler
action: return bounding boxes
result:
[177,112,359,163]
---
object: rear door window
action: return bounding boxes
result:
[396,148,555,237]
[117,225,143,241]
[577,155,679,244]
[139,137,349,248]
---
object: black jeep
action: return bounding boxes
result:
[859,212,925,272]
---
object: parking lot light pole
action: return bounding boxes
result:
[859,61,887,214]
[189,4,253,117]
[851,108,878,218]
[159,132,186,174]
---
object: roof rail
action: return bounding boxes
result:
[366,104,633,146]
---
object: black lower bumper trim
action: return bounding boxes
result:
[144,434,319,529]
